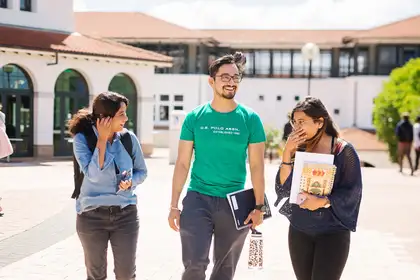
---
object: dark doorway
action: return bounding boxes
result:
[108,73,138,134]
[0,64,34,158]
[53,69,89,156]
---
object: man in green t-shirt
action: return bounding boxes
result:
[168,52,267,280]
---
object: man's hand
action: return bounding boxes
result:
[244,209,264,229]
[299,192,327,211]
[168,208,181,232]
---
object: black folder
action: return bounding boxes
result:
[226,188,272,230]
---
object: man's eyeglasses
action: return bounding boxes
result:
[215,74,242,83]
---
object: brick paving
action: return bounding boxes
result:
[0,151,419,279]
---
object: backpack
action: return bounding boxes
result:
[71,127,133,199]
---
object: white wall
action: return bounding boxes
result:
[152,74,209,127]
[0,0,74,32]
[152,74,389,133]
[1,49,156,155]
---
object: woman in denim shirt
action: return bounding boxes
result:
[69,91,147,280]
[274,97,362,280]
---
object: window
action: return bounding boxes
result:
[254,51,270,77]
[243,51,254,76]
[294,96,300,101]
[0,64,32,89]
[377,46,420,75]
[154,94,185,127]
[272,51,292,78]
[292,52,308,78]
[401,47,418,64]
[377,46,397,75]
[334,109,340,115]
[276,95,282,101]
[20,0,31,11]
[160,95,169,101]
[174,95,183,102]
[311,51,332,78]
[338,48,369,77]
[258,95,264,101]
[0,0,7,8]
[159,106,169,121]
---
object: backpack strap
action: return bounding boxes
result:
[71,125,97,199]
[120,129,134,164]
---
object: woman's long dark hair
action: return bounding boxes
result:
[291,96,340,152]
[68,91,129,136]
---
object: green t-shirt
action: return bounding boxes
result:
[180,102,266,197]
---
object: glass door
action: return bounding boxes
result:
[54,93,88,156]
[0,91,33,157]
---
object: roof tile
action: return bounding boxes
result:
[0,25,172,63]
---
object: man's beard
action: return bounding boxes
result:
[217,85,237,100]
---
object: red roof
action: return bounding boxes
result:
[0,25,172,63]
[75,12,420,46]
[75,12,213,41]
[350,15,420,39]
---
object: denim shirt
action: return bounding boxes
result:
[73,126,148,214]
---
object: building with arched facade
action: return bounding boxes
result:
[0,0,172,159]
[75,12,420,149]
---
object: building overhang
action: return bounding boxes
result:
[0,47,173,68]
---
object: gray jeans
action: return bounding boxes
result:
[76,205,139,280]
[180,191,249,280]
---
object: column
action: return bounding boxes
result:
[33,84,55,158]
[368,45,376,75]
[137,95,154,157]
[187,44,197,74]
[169,110,186,165]
[199,44,209,74]
[331,48,340,77]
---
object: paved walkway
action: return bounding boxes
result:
[0,153,419,280]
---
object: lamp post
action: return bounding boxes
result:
[2,65,14,89]
[301,43,320,96]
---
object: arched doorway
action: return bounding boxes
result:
[53,69,89,156]
[108,73,137,133]
[0,64,34,158]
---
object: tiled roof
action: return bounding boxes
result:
[350,15,420,39]
[75,12,420,46]
[202,29,358,46]
[0,25,172,63]
[75,12,214,41]
[340,128,387,151]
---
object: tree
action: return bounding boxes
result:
[264,126,283,158]
[373,58,420,162]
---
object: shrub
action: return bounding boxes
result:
[373,58,420,162]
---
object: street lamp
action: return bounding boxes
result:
[301,43,320,96]
[2,65,14,89]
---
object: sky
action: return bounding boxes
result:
[73,0,420,30]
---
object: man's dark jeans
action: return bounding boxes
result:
[180,191,249,280]
[76,205,139,280]
[415,148,420,170]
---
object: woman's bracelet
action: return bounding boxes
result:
[169,206,180,211]
[281,161,293,166]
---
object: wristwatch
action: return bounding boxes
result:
[255,204,267,213]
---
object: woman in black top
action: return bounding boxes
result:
[274,97,363,280]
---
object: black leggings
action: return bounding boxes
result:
[288,225,350,280]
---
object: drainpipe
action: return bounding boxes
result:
[353,80,358,127]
